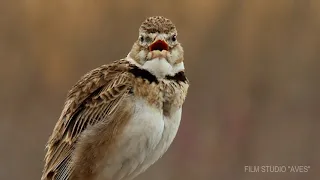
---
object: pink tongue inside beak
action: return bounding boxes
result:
[149,40,169,51]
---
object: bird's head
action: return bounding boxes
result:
[127,16,184,78]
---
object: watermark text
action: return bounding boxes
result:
[244,165,310,173]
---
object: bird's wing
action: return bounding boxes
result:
[41,60,133,180]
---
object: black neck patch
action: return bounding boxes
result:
[165,71,187,83]
[129,66,159,84]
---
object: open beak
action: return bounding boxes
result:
[149,40,169,51]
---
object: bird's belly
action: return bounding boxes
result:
[98,97,182,180]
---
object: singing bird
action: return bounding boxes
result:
[41,16,189,180]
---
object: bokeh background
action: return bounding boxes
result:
[1,1,320,180]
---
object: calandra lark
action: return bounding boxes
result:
[42,16,189,180]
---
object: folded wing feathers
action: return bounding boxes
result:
[42,60,133,180]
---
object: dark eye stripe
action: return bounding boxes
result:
[145,36,152,43]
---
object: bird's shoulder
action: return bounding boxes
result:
[69,61,130,109]
[50,59,135,142]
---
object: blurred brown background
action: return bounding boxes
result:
[1,0,320,180]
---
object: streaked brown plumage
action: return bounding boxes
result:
[42,16,188,180]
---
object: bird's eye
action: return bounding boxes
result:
[140,36,144,42]
[171,35,177,42]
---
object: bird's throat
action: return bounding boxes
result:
[142,58,173,79]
